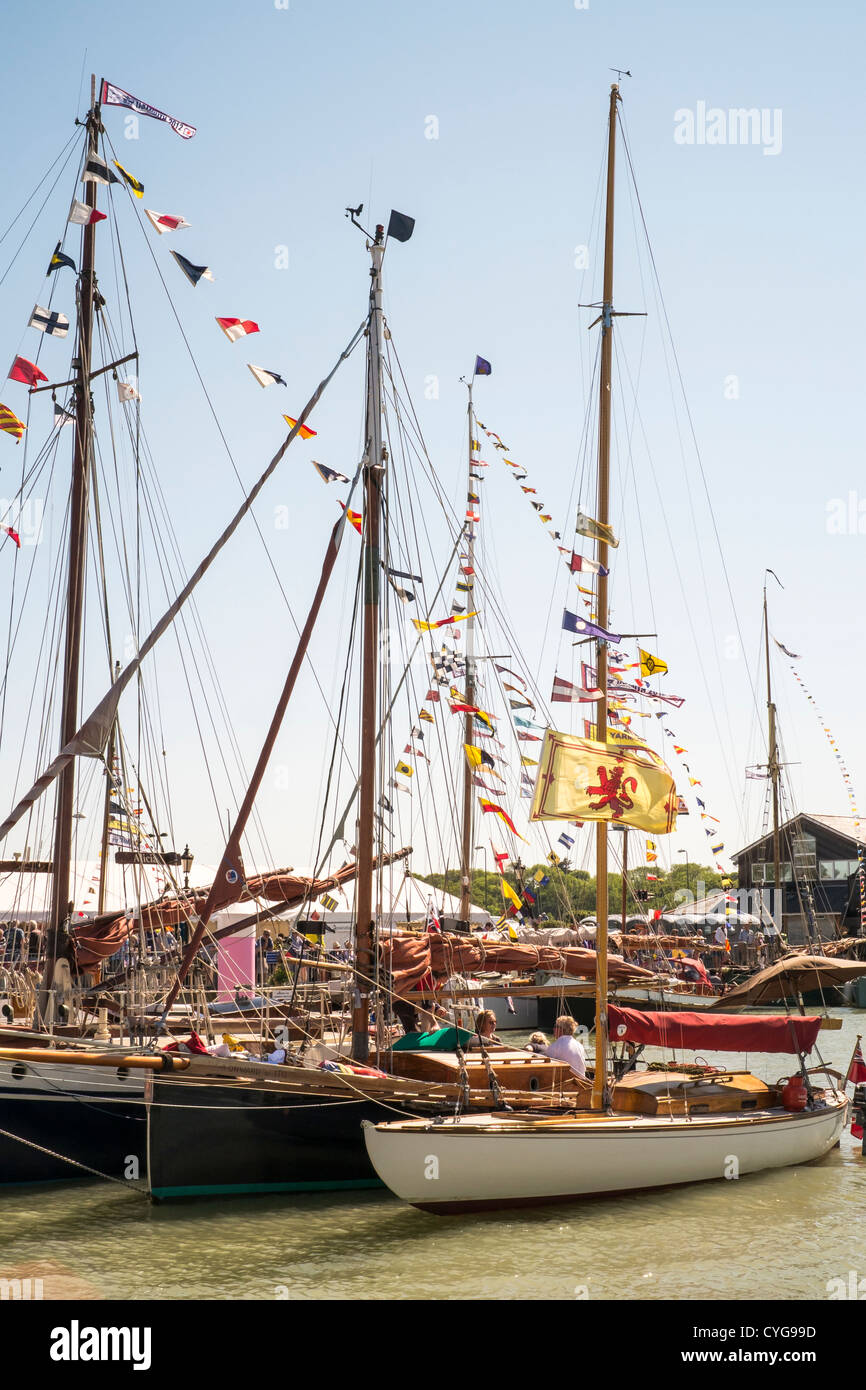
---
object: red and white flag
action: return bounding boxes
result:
[848,1042,866,1138]
[425,898,441,933]
[68,200,107,226]
[568,551,608,576]
[216,317,259,342]
[551,673,603,703]
[848,1042,866,1085]
[144,209,191,234]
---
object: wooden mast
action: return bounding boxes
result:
[591,82,620,1111]
[352,226,386,1061]
[763,580,782,923]
[459,379,475,924]
[97,659,121,916]
[37,75,99,1025]
[620,826,628,927]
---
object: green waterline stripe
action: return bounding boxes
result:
[151,1178,383,1197]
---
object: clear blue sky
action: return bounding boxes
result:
[0,0,863,893]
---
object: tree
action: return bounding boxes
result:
[415,861,736,922]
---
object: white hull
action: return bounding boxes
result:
[363,1091,848,1212]
[539,973,718,1012]
[614,984,717,1011]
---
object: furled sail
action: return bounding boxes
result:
[69,848,413,963]
[381,932,656,997]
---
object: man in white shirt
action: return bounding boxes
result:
[543,1015,587,1077]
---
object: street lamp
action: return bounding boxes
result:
[181,843,194,892]
[475,845,488,913]
[678,849,691,895]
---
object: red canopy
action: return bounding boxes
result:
[607,1005,821,1055]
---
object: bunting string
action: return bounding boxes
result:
[788,659,866,931]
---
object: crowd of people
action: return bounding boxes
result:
[0,922,43,967]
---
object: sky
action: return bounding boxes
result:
[0,0,864,898]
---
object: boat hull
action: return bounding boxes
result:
[146,1075,393,1199]
[0,1057,146,1186]
[363,1092,849,1213]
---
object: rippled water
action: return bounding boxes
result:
[2,1011,864,1301]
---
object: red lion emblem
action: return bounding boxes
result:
[587,762,638,819]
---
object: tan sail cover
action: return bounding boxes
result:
[382,932,656,996]
[710,953,866,1007]
[69,850,414,961]
[70,913,136,968]
[530,731,677,834]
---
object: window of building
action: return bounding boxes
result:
[819,859,861,881]
[791,834,817,875]
[753,861,793,884]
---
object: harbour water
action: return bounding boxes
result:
[2,1010,863,1301]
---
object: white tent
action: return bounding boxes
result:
[285,872,491,944]
[0,859,259,932]
[0,861,491,944]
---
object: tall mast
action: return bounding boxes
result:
[352,226,386,1061]
[459,379,476,924]
[38,75,99,1023]
[97,660,121,916]
[591,82,619,1111]
[763,580,782,921]
[620,826,628,927]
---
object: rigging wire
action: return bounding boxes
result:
[0,130,81,283]
[617,107,762,727]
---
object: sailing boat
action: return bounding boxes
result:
[0,80,613,1195]
[361,83,848,1212]
[1,77,838,1202]
[0,82,431,1188]
[141,211,624,1199]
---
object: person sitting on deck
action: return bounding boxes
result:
[542,1015,587,1077]
[465,1008,502,1048]
[526,1030,549,1054]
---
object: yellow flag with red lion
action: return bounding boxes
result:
[529,731,678,834]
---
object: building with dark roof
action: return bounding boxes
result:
[732,813,865,943]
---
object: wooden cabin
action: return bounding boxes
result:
[732,813,866,944]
